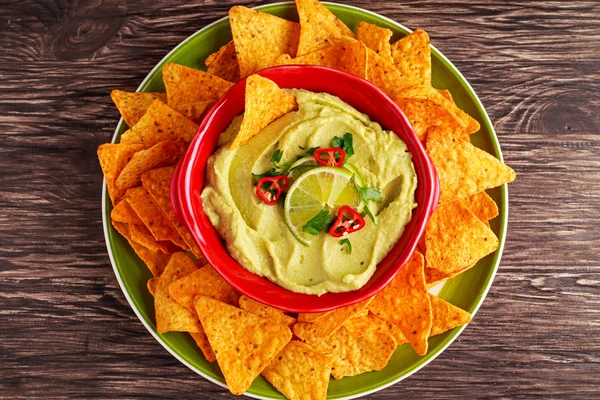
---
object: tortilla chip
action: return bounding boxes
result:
[238,296,296,327]
[295,0,354,56]
[368,251,432,355]
[437,89,453,102]
[366,48,416,98]
[205,41,241,83]
[190,329,217,362]
[425,200,499,279]
[155,252,202,334]
[327,325,396,379]
[390,29,431,86]
[429,294,472,336]
[162,62,233,116]
[120,100,199,148]
[169,264,240,314]
[262,341,332,400]
[111,221,171,276]
[351,308,369,319]
[426,127,516,202]
[297,311,332,323]
[125,186,187,249]
[176,100,214,124]
[293,298,372,347]
[110,90,167,127]
[393,85,475,142]
[277,38,368,79]
[147,277,158,296]
[229,75,297,149]
[462,191,499,227]
[129,224,179,254]
[141,167,203,258]
[356,21,393,63]
[229,6,300,77]
[343,313,407,346]
[115,140,185,190]
[194,296,292,395]
[98,143,144,205]
[110,198,143,226]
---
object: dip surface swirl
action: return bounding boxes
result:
[201,90,417,295]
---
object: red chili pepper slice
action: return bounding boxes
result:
[313,147,346,167]
[329,205,366,237]
[256,175,289,205]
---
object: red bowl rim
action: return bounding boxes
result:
[170,65,439,313]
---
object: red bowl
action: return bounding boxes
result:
[170,65,439,313]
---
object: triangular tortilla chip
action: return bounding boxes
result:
[326,325,396,379]
[141,167,203,259]
[343,313,407,346]
[110,198,143,226]
[125,186,187,249]
[229,6,300,77]
[462,191,499,227]
[194,296,292,395]
[425,200,499,279]
[426,127,516,202]
[178,100,215,124]
[229,75,297,149]
[162,62,233,115]
[98,143,144,205]
[115,140,185,190]
[120,100,198,148]
[155,253,202,334]
[190,329,217,363]
[169,264,240,314]
[366,48,416,98]
[393,85,478,141]
[112,221,171,276]
[429,294,472,336]
[368,251,432,355]
[293,298,372,347]
[262,341,332,400]
[110,90,167,127]
[205,41,241,83]
[356,21,393,63]
[437,89,453,102]
[295,0,354,56]
[277,38,368,79]
[147,277,158,296]
[297,310,332,323]
[129,224,179,254]
[238,296,296,327]
[390,29,432,86]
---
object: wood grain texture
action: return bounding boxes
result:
[1,0,599,398]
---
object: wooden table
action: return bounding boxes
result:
[1,1,599,398]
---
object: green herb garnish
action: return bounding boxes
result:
[252,168,287,184]
[302,210,331,236]
[331,132,354,157]
[305,147,320,155]
[362,206,377,225]
[356,185,383,203]
[340,238,352,254]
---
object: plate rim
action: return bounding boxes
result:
[101,2,509,399]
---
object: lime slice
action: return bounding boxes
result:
[284,166,363,246]
[287,156,317,181]
[342,162,364,187]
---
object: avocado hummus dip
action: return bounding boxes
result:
[201,90,417,295]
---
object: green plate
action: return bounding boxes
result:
[102,2,509,398]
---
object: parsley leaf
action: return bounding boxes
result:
[331,133,354,158]
[298,145,306,150]
[270,149,284,165]
[305,147,320,155]
[340,238,352,254]
[356,184,383,203]
[252,168,287,184]
[343,132,354,157]
[332,136,343,148]
[302,210,331,236]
